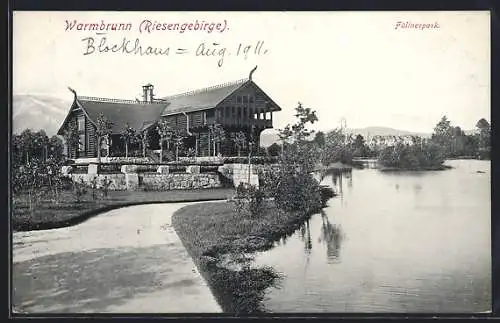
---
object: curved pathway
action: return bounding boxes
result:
[12,202,221,313]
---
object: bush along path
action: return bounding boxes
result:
[172,103,336,315]
[172,198,333,314]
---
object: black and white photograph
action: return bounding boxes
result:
[10,11,491,315]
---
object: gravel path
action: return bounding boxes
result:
[12,203,221,313]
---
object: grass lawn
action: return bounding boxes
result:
[172,201,318,314]
[12,188,235,232]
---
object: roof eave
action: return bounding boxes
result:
[161,105,215,117]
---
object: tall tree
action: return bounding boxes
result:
[209,123,226,156]
[352,134,367,157]
[432,115,453,156]
[141,129,150,158]
[476,118,490,150]
[173,130,185,161]
[322,129,347,166]
[96,113,113,163]
[313,131,326,148]
[63,123,79,160]
[120,123,138,158]
[48,135,64,161]
[278,103,320,172]
[35,130,50,162]
[156,119,173,163]
[232,131,247,157]
[261,102,322,213]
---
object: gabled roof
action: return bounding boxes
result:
[58,68,282,135]
[159,78,249,116]
[80,99,168,133]
[57,96,168,135]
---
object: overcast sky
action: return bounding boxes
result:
[13,11,490,133]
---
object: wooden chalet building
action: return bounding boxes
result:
[57,67,282,160]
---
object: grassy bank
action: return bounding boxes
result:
[12,188,235,232]
[172,201,320,315]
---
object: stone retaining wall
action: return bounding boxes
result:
[71,173,128,191]
[66,163,242,191]
[218,163,259,188]
[141,173,221,190]
[70,172,221,191]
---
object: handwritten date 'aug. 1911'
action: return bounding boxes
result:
[81,36,269,67]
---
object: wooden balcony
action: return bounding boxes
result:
[205,117,272,128]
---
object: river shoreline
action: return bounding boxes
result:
[171,199,331,314]
[253,159,491,313]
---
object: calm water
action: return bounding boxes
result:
[254,160,491,313]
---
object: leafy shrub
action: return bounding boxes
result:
[100,176,112,197]
[378,141,445,169]
[262,169,322,214]
[89,176,99,200]
[73,178,88,202]
[232,183,266,218]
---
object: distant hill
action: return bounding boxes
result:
[346,127,431,138]
[259,126,476,147]
[12,94,71,136]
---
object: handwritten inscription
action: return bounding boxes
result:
[81,36,269,67]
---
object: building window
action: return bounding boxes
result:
[243,96,248,104]
[77,116,85,131]
[236,96,242,103]
[232,107,236,118]
[249,96,254,103]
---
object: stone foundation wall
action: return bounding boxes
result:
[218,163,260,188]
[70,172,221,191]
[71,173,128,190]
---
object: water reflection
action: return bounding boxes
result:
[299,220,313,254]
[318,212,344,264]
[344,171,353,189]
[254,160,491,313]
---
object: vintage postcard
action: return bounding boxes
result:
[11,11,491,315]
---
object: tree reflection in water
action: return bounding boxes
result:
[318,212,344,264]
[345,171,353,189]
[332,173,342,194]
[299,219,313,254]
